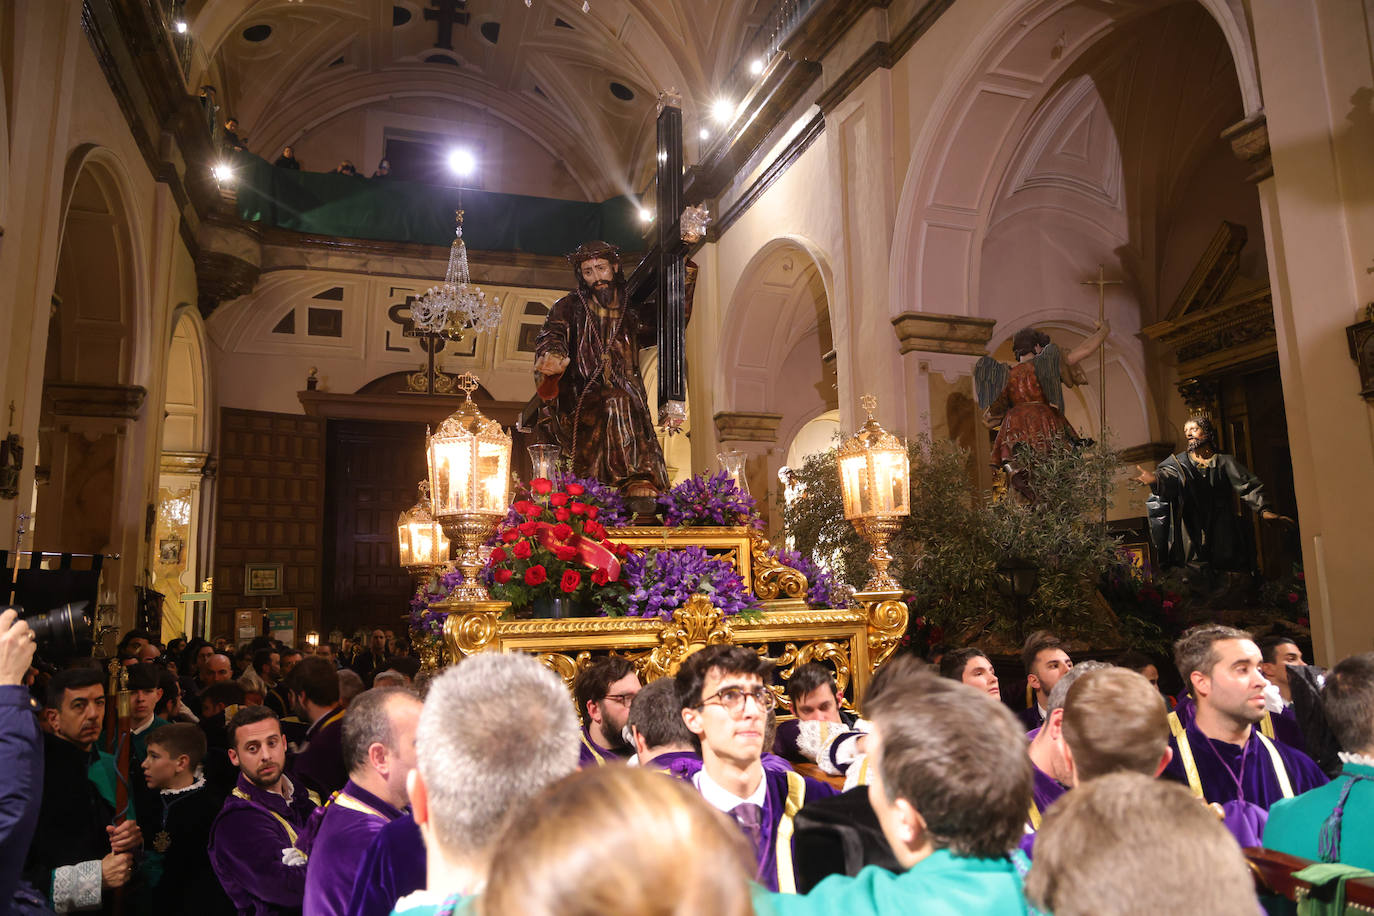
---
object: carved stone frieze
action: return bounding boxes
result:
[713,412,784,442]
[1221,114,1273,184]
[43,383,147,420]
[891,311,997,356]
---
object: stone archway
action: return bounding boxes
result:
[714,238,837,533]
[34,151,149,631]
[151,308,213,640]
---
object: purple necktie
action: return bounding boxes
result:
[732,802,765,854]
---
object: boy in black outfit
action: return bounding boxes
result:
[141,723,234,914]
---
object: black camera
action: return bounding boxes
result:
[6,601,91,648]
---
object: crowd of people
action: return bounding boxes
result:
[1,607,1368,915]
[220,116,393,180]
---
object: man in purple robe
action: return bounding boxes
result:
[287,656,347,797]
[678,645,837,893]
[627,675,700,778]
[1161,624,1326,845]
[572,655,640,766]
[386,653,581,914]
[343,812,425,916]
[303,687,420,915]
[209,705,319,915]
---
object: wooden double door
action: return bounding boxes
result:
[323,420,429,638]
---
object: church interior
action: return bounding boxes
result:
[1,0,1372,665]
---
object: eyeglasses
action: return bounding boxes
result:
[603,693,638,707]
[697,686,775,715]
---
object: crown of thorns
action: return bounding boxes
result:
[567,241,621,268]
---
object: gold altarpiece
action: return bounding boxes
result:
[430,526,909,708]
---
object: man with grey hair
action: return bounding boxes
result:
[304,687,421,915]
[1162,624,1325,845]
[1026,660,1112,828]
[383,653,581,914]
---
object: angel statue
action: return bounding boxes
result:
[973,323,1110,501]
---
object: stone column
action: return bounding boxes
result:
[713,412,784,535]
[1247,1,1374,662]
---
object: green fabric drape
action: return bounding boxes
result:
[230,152,644,254]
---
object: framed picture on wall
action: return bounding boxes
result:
[244,562,284,597]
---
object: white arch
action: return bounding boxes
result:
[60,144,152,389]
[714,235,839,417]
[888,0,1260,328]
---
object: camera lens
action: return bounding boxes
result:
[19,601,91,647]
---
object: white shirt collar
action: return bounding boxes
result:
[693,764,766,813]
[132,716,157,735]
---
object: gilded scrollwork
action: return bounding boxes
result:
[863,595,909,670]
[641,594,733,681]
[748,530,809,601]
[439,599,506,658]
[774,639,853,699]
[537,651,595,689]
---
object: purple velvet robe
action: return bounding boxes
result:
[1162,718,1327,811]
[302,780,402,916]
[292,708,347,798]
[644,749,702,781]
[343,811,425,916]
[1018,705,1044,732]
[208,772,318,915]
[1031,764,1066,818]
[578,724,632,767]
[752,768,839,893]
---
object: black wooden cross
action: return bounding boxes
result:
[424,0,470,51]
[626,94,689,418]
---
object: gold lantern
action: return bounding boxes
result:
[397,480,451,576]
[837,395,910,592]
[426,373,512,602]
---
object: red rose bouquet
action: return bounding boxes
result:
[486,477,631,612]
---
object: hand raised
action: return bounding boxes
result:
[1134,465,1157,487]
[0,609,36,687]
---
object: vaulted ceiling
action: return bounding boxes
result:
[187,0,774,201]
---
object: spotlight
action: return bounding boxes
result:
[699,128,710,140]
[639,208,653,223]
[749,58,765,76]
[711,98,734,124]
[447,148,476,177]
[212,163,233,183]
[174,20,189,34]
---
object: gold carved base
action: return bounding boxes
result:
[433,590,906,709]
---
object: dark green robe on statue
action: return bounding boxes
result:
[1146,450,1273,572]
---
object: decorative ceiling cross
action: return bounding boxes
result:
[424,0,470,50]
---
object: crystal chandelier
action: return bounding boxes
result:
[412,210,502,338]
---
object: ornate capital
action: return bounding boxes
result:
[891,312,997,356]
[439,598,509,658]
[43,383,147,420]
[642,595,733,680]
[713,411,783,442]
[1221,114,1272,184]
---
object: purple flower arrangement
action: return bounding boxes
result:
[408,577,452,636]
[611,545,759,620]
[658,471,762,528]
[554,472,633,527]
[768,547,851,609]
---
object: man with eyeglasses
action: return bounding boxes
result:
[572,656,641,765]
[678,645,836,893]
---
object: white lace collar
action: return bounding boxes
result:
[160,771,207,796]
[1339,752,1374,769]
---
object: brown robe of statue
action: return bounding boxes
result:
[532,281,670,493]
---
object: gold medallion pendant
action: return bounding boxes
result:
[154,830,171,853]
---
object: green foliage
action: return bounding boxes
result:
[782,435,1124,646]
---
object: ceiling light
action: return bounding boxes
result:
[175,20,189,34]
[750,58,765,76]
[699,128,710,140]
[447,148,476,177]
[639,208,653,223]
[212,163,234,182]
[711,98,734,124]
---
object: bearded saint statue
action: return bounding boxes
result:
[974,322,1109,501]
[530,241,693,501]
